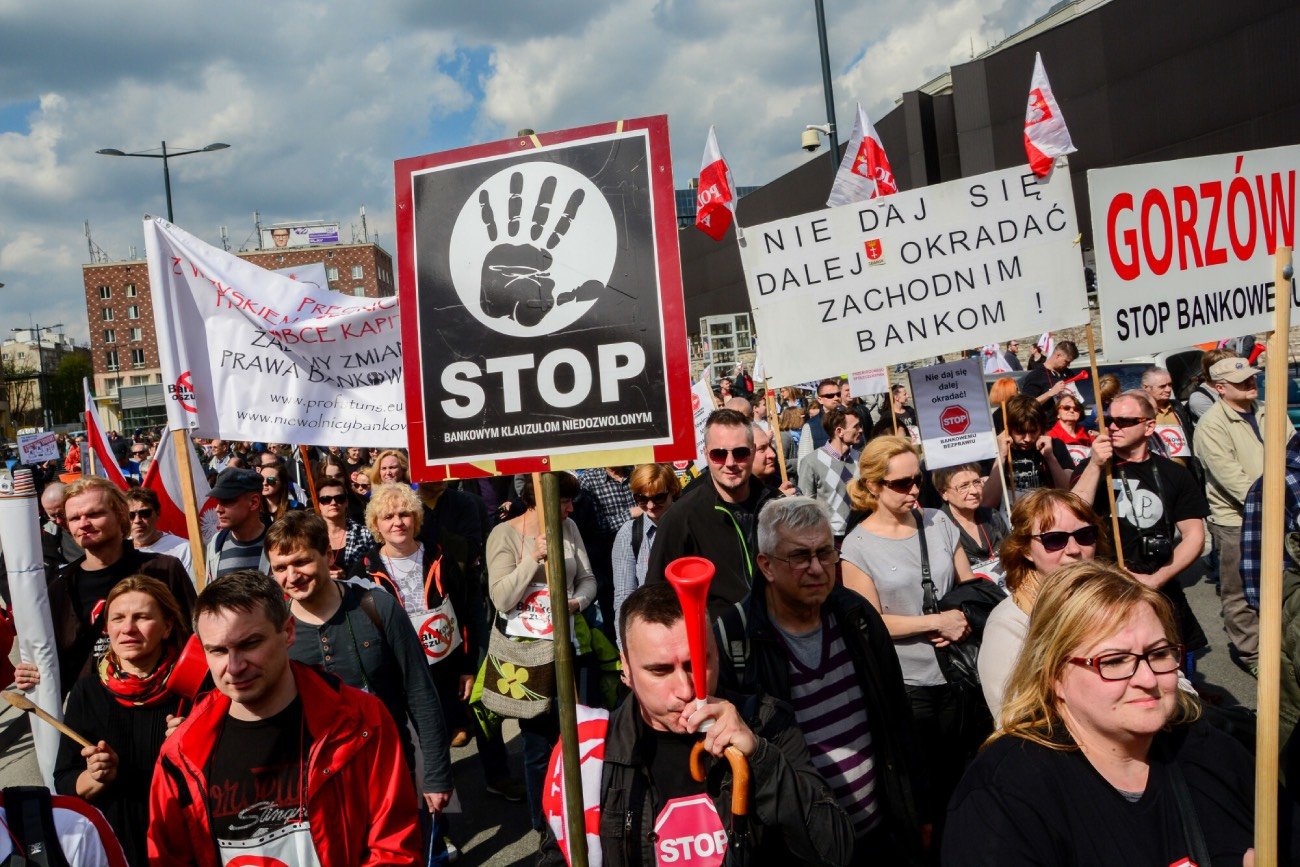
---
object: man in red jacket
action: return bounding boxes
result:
[148,569,420,866]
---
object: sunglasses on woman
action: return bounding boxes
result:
[262,475,281,485]
[633,492,670,507]
[880,474,923,494]
[1033,525,1099,551]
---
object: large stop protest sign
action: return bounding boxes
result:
[1088,144,1299,357]
[739,163,1089,383]
[394,117,695,481]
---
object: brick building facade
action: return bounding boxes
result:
[81,241,395,431]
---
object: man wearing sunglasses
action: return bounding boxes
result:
[647,409,781,620]
[795,379,844,469]
[126,487,192,573]
[1071,390,1210,656]
[1194,356,1295,674]
[715,497,924,864]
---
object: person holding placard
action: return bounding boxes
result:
[1142,366,1196,470]
[999,395,1074,498]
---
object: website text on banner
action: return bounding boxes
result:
[143,217,406,448]
[394,115,694,481]
[909,357,997,470]
[740,163,1090,383]
[1089,144,1299,358]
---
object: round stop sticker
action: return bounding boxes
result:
[518,588,553,636]
[1159,427,1185,454]
[418,613,456,660]
[654,794,727,867]
[939,405,970,435]
[691,391,702,412]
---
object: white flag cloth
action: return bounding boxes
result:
[144,217,406,447]
[695,126,737,241]
[83,379,128,488]
[143,434,216,544]
[1036,331,1056,358]
[751,346,766,383]
[1024,52,1076,177]
[827,103,898,207]
[981,344,1009,375]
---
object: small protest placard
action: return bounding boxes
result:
[1089,144,1299,357]
[17,431,59,464]
[909,358,996,469]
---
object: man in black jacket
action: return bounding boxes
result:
[647,409,780,620]
[540,582,852,867]
[714,497,925,866]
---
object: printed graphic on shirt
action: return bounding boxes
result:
[654,794,727,867]
[1111,476,1166,530]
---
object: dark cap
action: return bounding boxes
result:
[210,468,262,499]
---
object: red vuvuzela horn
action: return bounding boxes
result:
[664,556,714,720]
[1064,370,1090,384]
[167,634,208,702]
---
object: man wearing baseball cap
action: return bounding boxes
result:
[1193,355,1295,675]
[204,467,271,584]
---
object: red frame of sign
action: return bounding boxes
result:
[393,115,693,481]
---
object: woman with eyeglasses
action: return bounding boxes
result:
[841,435,983,836]
[314,477,375,579]
[1047,392,1093,464]
[979,489,1108,717]
[609,464,681,646]
[945,561,1253,867]
[935,463,1009,587]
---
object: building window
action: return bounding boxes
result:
[125,283,137,297]
[154,373,163,384]
[131,327,143,342]
[131,348,146,368]
[327,267,339,282]
[130,375,150,386]
[353,286,366,297]
[127,306,140,319]
[105,350,119,371]
[351,265,364,280]
[106,377,120,395]
[104,329,116,343]
[101,308,114,322]
[98,285,111,300]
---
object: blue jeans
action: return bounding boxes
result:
[520,708,560,831]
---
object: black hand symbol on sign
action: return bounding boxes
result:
[477,171,605,327]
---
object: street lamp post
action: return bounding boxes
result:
[813,0,840,173]
[95,141,230,223]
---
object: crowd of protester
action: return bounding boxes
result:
[0,339,1287,865]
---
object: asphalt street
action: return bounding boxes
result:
[0,560,1259,865]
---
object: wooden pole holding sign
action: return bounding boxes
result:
[1084,328,1125,570]
[539,471,588,867]
[299,445,319,510]
[1255,246,1292,866]
[172,431,207,588]
[764,383,789,485]
[998,401,1016,509]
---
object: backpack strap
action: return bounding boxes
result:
[3,787,72,867]
[715,601,749,681]
[357,588,385,633]
[631,516,645,561]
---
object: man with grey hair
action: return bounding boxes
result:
[1141,365,1196,466]
[723,395,754,419]
[714,497,924,864]
[40,481,81,566]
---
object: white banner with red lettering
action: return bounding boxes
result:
[143,217,405,447]
[1088,144,1300,357]
[543,705,608,867]
[909,357,997,469]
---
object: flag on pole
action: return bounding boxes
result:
[827,103,898,207]
[695,126,736,241]
[83,379,128,489]
[143,434,217,542]
[1036,331,1056,358]
[981,343,1009,375]
[1023,52,1076,177]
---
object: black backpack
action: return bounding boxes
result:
[2,787,72,867]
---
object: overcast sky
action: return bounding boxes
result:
[0,0,1050,345]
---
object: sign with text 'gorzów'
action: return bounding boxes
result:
[739,163,1089,383]
[1089,144,1299,357]
[395,116,694,480]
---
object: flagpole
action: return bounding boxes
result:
[299,445,319,510]
[1254,246,1292,865]
[998,401,1015,508]
[764,382,788,485]
[1084,327,1124,570]
[173,430,207,587]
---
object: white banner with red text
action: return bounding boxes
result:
[144,217,405,447]
[1088,144,1299,357]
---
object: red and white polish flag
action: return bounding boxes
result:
[1024,52,1076,177]
[1036,331,1056,359]
[142,433,217,542]
[695,126,737,241]
[82,379,128,489]
[828,103,897,207]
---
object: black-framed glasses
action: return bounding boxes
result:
[707,446,752,464]
[1033,525,1099,551]
[633,492,670,507]
[769,547,840,571]
[317,494,347,506]
[880,474,923,494]
[1068,644,1183,681]
[127,508,153,520]
[1106,416,1149,429]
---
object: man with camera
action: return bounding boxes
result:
[1071,389,1210,654]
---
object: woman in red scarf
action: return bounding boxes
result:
[53,576,189,865]
[1047,392,1093,465]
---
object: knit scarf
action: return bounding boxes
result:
[98,644,179,708]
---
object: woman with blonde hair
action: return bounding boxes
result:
[369,448,411,485]
[945,561,1253,866]
[841,435,984,834]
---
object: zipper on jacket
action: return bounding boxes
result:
[714,505,753,581]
